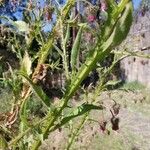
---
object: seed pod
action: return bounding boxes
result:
[111,117,119,131]
[99,121,107,132]
[112,103,120,116]
[44,6,54,21]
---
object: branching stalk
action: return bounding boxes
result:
[65,113,89,150]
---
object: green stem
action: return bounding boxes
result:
[31,50,122,149]
[65,113,89,150]
[60,20,69,80]
[8,116,47,147]
[31,116,56,150]
[113,50,150,59]
[32,37,115,149]
[10,0,76,149]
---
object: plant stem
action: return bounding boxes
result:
[8,116,47,146]
[32,39,114,149]
[31,116,56,150]
[65,113,89,150]
[113,50,150,59]
[60,19,69,80]
[9,0,76,149]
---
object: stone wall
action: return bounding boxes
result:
[120,11,150,87]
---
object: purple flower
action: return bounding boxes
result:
[87,15,96,22]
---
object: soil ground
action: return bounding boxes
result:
[40,89,150,150]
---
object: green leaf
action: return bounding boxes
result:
[101,0,131,41]
[19,72,50,107]
[20,98,31,128]
[38,38,53,65]
[64,1,133,103]
[111,1,133,47]
[51,103,104,131]
[104,80,121,87]
[106,0,118,9]
[53,44,63,57]
[71,24,85,71]
[20,51,32,77]
[0,16,29,33]
[13,21,29,32]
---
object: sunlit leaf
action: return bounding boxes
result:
[13,21,29,32]
[104,80,121,87]
[0,16,29,32]
[21,51,32,77]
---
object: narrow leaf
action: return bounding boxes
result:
[104,80,121,87]
[71,24,84,71]
[20,98,31,128]
[20,51,32,77]
[51,103,104,131]
[111,1,133,47]
[19,72,50,107]
[0,16,29,32]
[13,21,29,32]
[53,44,63,57]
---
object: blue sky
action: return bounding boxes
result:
[5,0,143,20]
[133,0,142,9]
[1,0,143,32]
